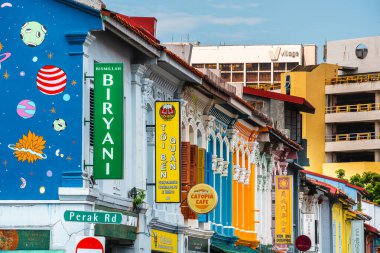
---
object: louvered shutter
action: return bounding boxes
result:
[197,148,205,183]
[181,142,191,185]
[181,185,190,219]
[89,88,94,146]
[190,145,198,186]
[206,151,213,185]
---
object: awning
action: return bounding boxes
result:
[210,241,240,253]
[211,242,259,253]
[235,245,260,252]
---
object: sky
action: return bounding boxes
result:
[102,0,380,63]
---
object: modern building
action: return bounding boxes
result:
[324,36,380,178]
[280,64,338,172]
[282,36,380,178]
[190,44,317,93]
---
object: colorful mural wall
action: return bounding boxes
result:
[0,0,101,199]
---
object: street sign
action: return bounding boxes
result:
[295,235,311,252]
[64,210,122,224]
[76,236,105,253]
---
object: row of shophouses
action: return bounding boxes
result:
[1,0,380,252]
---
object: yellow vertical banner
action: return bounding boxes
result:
[275,175,293,244]
[155,101,181,203]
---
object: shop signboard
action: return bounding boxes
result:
[187,183,218,214]
[0,230,50,250]
[351,220,364,253]
[93,63,124,179]
[302,213,315,251]
[188,237,208,253]
[275,175,293,245]
[151,229,178,253]
[155,101,181,203]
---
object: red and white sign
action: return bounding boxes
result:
[75,236,105,253]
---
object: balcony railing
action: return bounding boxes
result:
[326,103,380,113]
[326,132,379,142]
[325,72,380,85]
[246,83,281,91]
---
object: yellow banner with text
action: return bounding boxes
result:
[155,101,181,203]
[275,175,293,245]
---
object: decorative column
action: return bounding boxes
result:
[131,64,149,191]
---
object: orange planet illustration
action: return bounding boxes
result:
[8,131,47,163]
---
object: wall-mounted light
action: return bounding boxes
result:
[128,187,137,199]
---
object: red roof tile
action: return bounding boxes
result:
[101,8,302,151]
[365,223,380,234]
[102,9,163,50]
[307,178,355,203]
[302,170,368,195]
[243,87,315,113]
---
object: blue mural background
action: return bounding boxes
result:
[0,0,102,199]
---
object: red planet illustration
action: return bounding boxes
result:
[36,65,67,95]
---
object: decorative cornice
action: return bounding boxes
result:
[148,218,187,234]
[182,86,210,118]
[209,107,233,127]
[65,32,88,45]
[131,64,149,85]
[148,71,178,94]
[84,33,96,48]
[185,228,214,238]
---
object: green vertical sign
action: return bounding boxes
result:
[94,63,123,179]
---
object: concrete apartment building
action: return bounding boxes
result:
[324,36,380,177]
[190,44,317,93]
[281,36,380,177]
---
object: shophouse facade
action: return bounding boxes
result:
[303,170,371,253]
[1,1,308,252]
[242,87,316,252]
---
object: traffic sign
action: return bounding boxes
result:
[64,210,122,224]
[76,236,105,253]
[295,235,312,252]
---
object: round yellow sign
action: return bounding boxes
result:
[187,184,218,214]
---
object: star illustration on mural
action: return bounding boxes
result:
[71,80,77,86]
[47,52,53,60]
[49,107,56,114]
[3,70,9,80]
[0,42,3,51]
[66,155,72,161]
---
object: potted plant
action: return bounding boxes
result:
[132,189,146,212]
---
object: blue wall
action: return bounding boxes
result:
[0,0,101,200]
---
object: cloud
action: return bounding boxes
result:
[210,2,260,10]
[155,12,265,35]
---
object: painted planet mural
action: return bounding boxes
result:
[16,100,36,119]
[36,65,67,95]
